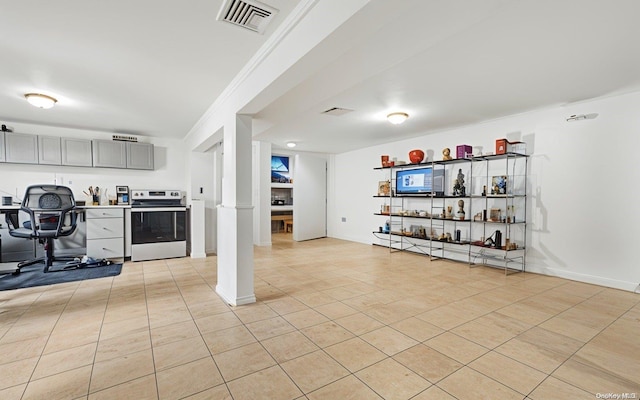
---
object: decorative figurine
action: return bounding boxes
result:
[442,148,452,161]
[446,205,453,219]
[456,199,465,220]
[452,169,466,196]
[482,185,487,196]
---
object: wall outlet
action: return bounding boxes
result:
[341,217,346,222]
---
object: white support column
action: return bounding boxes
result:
[216,114,256,306]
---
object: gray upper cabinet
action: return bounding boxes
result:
[5,132,39,164]
[0,131,5,162]
[1,134,153,170]
[92,139,126,168]
[61,138,93,166]
[126,142,154,170]
[38,135,62,165]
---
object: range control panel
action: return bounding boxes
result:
[130,190,182,200]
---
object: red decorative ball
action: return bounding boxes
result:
[409,149,425,164]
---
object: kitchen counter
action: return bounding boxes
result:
[271,205,293,211]
[77,204,131,209]
[0,204,132,211]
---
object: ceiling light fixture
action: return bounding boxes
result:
[286,142,296,148]
[387,112,409,124]
[25,93,57,109]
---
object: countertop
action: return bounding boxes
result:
[0,204,131,212]
[78,204,131,209]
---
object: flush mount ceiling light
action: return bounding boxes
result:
[286,142,296,148]
[25,93,57,109]
[387,112,409,124]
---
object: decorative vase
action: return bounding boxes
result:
[408,149,424,164]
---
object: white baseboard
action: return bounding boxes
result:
[216,285,256,306]
[523,265,639,293]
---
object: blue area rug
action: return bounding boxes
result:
[0,263,122,291]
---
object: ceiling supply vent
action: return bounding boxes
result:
[321,107,354,116]
[217,0,278,34]
[112,134,138,142]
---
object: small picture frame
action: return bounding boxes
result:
[491,175,507,195]
[378,180,391,196]
[489,208,501,222]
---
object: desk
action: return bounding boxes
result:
[271,214,293,233]
[1,206,20,230]
[0,206,21,266]
[0,205,124,263]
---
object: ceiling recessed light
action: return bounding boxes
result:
[387,112,409,124]
[25,93,57,109]
[286,142,296,148]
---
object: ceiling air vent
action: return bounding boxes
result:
[321,107,354,116]
[217,0,278,34]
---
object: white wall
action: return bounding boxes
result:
[328,91,640,292]
[0,122,187,203]
[189,148,218,254]
[253,141,272,246]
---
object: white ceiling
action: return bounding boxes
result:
[0,0,300,137]
[2,0,640,154]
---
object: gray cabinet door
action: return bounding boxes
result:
[92,139,126,168]
[5,132,39,164]
[62,138,93,166]
[0,131,5,162]
[38,135,62,165]
[126,142,154,170]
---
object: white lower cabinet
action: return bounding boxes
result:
[85,208,124,260]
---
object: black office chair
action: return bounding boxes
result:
[5,185,78,273]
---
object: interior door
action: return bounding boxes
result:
[293,154,327,241]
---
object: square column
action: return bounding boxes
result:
[216,114,256,306]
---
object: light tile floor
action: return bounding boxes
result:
[0,235,639,399]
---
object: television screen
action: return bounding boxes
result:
[396,167,444,195]
[271,156,289,172]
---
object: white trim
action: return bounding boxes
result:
[216,285,257,306]
[525,266,639,293]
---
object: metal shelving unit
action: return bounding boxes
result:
[468,153,528,274]
[373,152,528,275]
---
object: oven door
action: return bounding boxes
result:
[131,207,187,261]
[131,207,186,244]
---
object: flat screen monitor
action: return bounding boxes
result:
[395,167,444,195]
[271,155,289,172]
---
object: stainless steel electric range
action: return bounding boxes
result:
[130,189,186,261]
